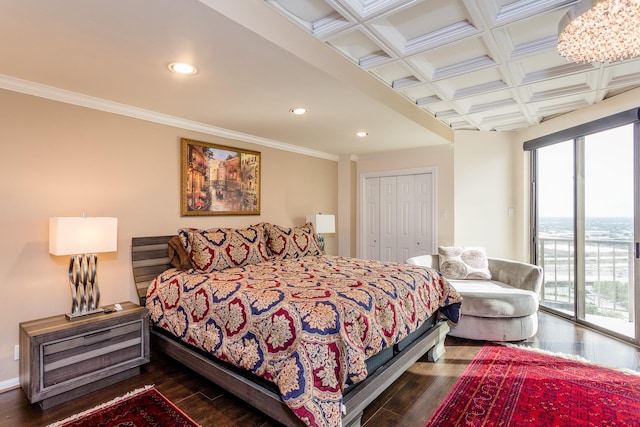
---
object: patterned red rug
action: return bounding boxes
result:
[425,344,640,426]
[47,386,200,427]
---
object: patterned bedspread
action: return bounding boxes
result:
[146,255,462,427]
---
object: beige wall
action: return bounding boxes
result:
[453,130,522,259]
[0,89,337,384]
[3,82,639,387]
[517,87,640,144]
[337,156,357,258]
[353,83,640,263]
[356,144,455,256]
[354,133,523,260]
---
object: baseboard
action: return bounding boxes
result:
[0,377,20,393]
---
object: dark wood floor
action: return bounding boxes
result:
[2,311,639,427]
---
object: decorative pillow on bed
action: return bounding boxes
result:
[251,222,271,256]
[178,225,271,273]
[266,222,323,260]
[168,235,192,270]
[438,246,492,280]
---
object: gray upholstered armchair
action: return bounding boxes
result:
[407,255,543,341]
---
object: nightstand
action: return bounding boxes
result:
[19,301,150,409]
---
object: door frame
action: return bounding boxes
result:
[358,167,437,259]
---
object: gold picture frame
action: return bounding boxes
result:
[181,138,261,216]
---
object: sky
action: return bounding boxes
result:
[537,123,634,218]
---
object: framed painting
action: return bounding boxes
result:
[181,138,261,216]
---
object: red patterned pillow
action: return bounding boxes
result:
[178,225,271,273]
[266,222,323,260]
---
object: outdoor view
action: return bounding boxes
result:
[537,124,635,338]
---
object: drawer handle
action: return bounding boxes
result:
[83,329,111,345]
[84,330,110,338]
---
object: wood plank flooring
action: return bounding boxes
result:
[2,311,639,427]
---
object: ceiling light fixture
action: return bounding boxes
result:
[558,0,640,63]
[289,107,307,115]
[168,62,198,75]
[356,131,368,137]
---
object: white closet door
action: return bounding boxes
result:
[363,177,380,260]
[414,173,434,256]
[396,174,415,262]
[361,170,435,261]
[379,176,397,262]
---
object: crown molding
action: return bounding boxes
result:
[0,74,339,162]
[494,0,579,26]
[511,35,558,58]
[529,83,591,102]
[521,62,593,84]
[453,79,508,99]
[405,21,477,55]
[468,97,517,113]
[416,95,441,106]
[313,12,351,38]
[433,55,496,81]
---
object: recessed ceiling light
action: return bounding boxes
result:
[168,62,198,75]
[289,107,307,115]
[356,131,368,137]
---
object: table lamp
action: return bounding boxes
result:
[49,215,118,319]
[306,213,335,253]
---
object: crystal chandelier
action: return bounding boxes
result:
[558,0,640,63]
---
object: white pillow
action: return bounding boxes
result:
[438,246,491,280]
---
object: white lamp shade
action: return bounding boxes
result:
[306,214,335,234]
[49,217,118,255]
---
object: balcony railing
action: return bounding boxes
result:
[539,237,634,321]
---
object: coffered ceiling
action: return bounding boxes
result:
[264,0,640,132]
[0,0,638,157]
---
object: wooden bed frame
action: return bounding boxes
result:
[132,235,450,427]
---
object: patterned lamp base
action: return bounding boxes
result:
[66,254,104,320]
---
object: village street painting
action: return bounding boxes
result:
[181,138,260,216]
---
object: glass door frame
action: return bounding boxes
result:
[635,121,640,346]
[529,114,640,347]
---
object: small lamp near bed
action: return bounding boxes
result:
[49,215,118,320]
[306,213,335,253]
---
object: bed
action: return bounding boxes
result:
[132,224,462,427]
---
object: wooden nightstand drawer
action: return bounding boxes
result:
[42,320,144,388]
[20,302,150,408]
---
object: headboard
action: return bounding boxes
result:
[131,235,174,306]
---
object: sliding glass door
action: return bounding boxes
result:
[582,126,635,337]
[537,141,575,317]
[533,120,638,343]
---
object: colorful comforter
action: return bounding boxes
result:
[146,255,462,427]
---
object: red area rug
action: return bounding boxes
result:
[47,385,199,427]
[425,344,640,426]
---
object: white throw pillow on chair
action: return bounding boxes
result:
[438,246,492,280]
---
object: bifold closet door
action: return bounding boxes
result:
[364,173,434,263]
[379,176,397,261]
[364,177,381,260]
[401,173,433,259]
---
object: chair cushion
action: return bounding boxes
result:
[449,279,538,318]
[448,313,539,341]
